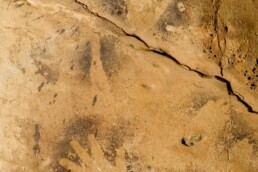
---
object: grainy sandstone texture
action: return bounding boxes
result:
[0,0,257,171]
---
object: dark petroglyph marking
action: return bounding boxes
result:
[101,120,138,169]
[182,93,219,117]
[70,60,74,70]
[33,143,40,155]
[49,100,56,105]
[52,116,139,171]
[247,136,258,155]
[20,67,26,74]
[34,60,59,84]
[100,36,121,79]
[40,48,47,56]
[101,0,128,17]
[80,42,92,72]
[59,134,128,171]
[52,116,99,171]
[219,113,258,156]
[33,124,41,155]
[38,82,45,92]
[71,26,79,37]
[57,29,66,35]
[156,2,189,32]
[70,64,74,70]
[125,151,142,172]
[11,0,28,8]
[32,15,44,21]
[15,3,25,8]
[79,42,92,81]
[34,124,41,142]
[49,93,58,105]
[141,84,151,91]
[92,95,97,107]
[31,46,47,58]
[104,123,127,165]
[192,95,218,111]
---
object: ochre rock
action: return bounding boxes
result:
[0,0,257,171]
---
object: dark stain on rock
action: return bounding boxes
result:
[57,29,65,35]
[219,113,258,155]
[40,48,47,56]
[141,84,151,91]
[247,136,258,155]
[125,151,142,172]
[79,42,92,81]
[20,68,26,74]
[33,143,40,155]
[30,44,47,59]
[92,95,97,107]
[49,93,58,105]
[101,0,128,17]
[52,116,99,171]
[49,99,56,105]
[13,2,26,8]
[34,124,41,142]
[147,165,153,171]
[38,82,45,92]
[103,125,126,165]
[192,95,218,111]
[185,93,218,117]
[34,60,59,84]
[33,124,41,155]
[157,2,189,32]
[100,36,121,79]
[71,26,79,37]
[70,64,74,70]
[52,117,138,171]
[102,120,135,167]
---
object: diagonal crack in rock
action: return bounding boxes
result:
[75,0,258,114]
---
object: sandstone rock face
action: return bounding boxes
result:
[77,0,258,112]
[0,0,257,171]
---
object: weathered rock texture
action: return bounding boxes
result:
[0,0,257,171]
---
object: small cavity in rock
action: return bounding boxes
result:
[182,134,203,147]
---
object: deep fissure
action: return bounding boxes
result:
[75,0,258,114]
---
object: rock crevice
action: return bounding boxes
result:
[75,0,257,114]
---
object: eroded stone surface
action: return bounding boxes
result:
[0,0,257,171]
[77,0,258,112]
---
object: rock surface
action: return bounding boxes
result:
[77,0,258,112]
[0,0,257,171]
